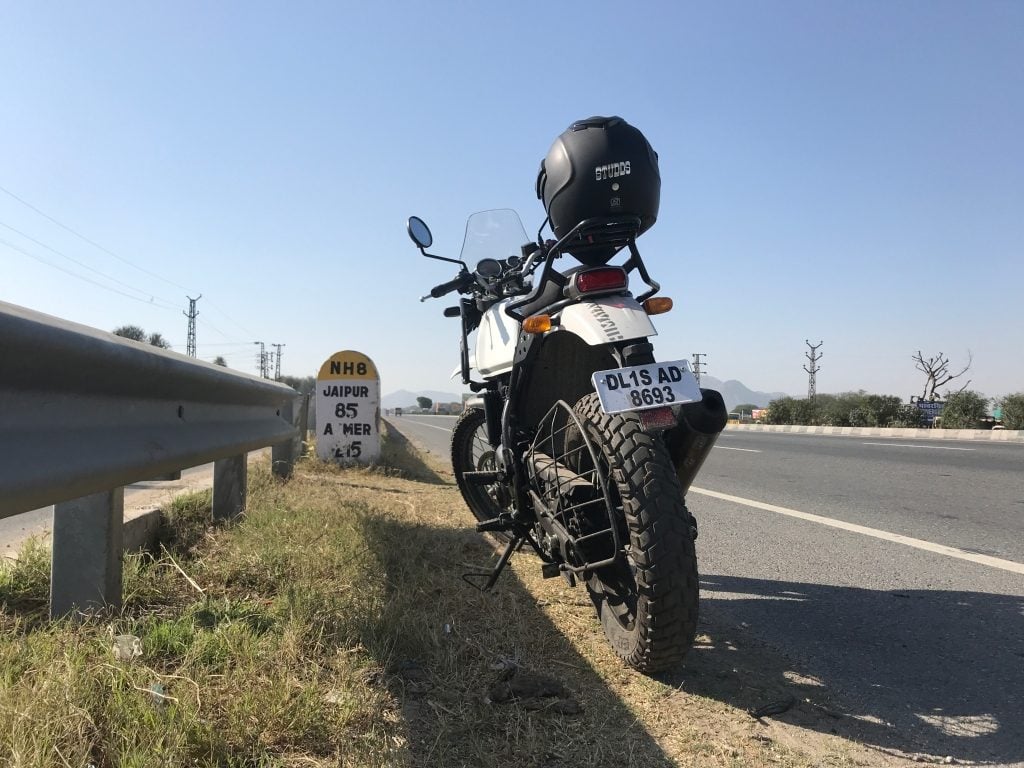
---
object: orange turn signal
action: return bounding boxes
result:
[522,314,552,334]
[643,297,674,315]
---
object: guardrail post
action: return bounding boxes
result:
[213,455,247,521]
[272,397,297,479]
[50,487,124,619]
[299,393,311,454]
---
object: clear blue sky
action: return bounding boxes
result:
[2,1,1021,400]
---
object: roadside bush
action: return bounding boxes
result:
[863,394,905,426]
[764,392,916,427]
[818,392,906,427]
[997,392,1024,430]
[890,405,923,428]
[790,398,823,425]
[764,396,824,425]
[764,397,795,424]
[939,390,990,429]
[816,393,847,426]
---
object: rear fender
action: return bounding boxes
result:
[558,296,656,345]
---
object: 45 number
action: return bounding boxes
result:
[334,441,362,459]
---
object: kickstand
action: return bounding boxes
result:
[461,535,522,592]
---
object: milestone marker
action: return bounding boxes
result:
[316,350,380,463]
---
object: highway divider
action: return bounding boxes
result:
[0,300,306,618]
[726,423,1024,442]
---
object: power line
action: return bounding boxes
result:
[0,182,261,344]
[203,298,258,338]
[0,219,180,307]
[175,341,255,348]
[0,236,180,310]
[0,183,194,293]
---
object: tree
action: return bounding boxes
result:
[416,396,433,410]
[280,375,316,394]
[939,390,989,429]
[213,356,228,367]
[148,332,171,349]
[913,350,972,400]
[996,393,1024,430]
[113,325,171,348]
[113,325,146,342]
[733,403,758,416]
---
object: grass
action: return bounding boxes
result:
[0,425,881,767]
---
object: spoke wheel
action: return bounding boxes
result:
[451,408,510,541]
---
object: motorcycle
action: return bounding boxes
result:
[407,208,727,673]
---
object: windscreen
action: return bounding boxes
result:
[459,209,530,265]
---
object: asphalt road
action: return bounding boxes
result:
[390,414,1024,766]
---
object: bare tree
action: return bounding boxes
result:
[913,350,972,400]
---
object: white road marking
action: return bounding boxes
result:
[400,420,453,432]
[689,486,1024,576]
[716,446,761,453]
[862,442,975,452]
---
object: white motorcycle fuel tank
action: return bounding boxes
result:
[473,295,658,378]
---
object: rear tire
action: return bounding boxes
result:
[451,408,510,539]
[572,393,699,673]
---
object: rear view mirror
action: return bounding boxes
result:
[407,216,433,249]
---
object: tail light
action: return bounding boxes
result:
[643,297,673,315]
[569,267,628,299]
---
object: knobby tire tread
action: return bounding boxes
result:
[575,392,699,674]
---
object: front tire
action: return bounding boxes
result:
[451,408,509,538]
[572,393,699,674]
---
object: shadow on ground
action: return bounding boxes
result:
[665,574,1024,765]
[359,511,682,768]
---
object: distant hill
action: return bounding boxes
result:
[382,389,463,409]
[697,376,789,411]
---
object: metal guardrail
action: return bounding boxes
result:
[0,300,304,617]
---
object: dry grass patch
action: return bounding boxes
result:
[0,423,905,766]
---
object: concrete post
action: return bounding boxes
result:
[272,397,296,479]
[213,454,247,521]
[50,487,124,619]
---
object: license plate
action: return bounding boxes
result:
[591,359,703,414]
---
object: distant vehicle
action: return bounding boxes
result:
[394,407,403,416]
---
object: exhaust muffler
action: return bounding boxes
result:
[665,388,728,494]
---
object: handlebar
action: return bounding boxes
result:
[420,271,472,302]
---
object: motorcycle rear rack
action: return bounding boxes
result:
[525,400,623,575]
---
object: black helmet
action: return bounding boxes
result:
[536,116,660,265]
